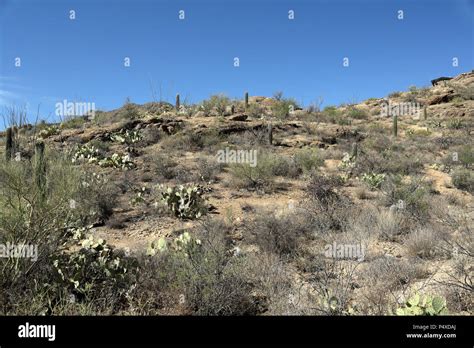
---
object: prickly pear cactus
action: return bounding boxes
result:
[159,184,208,219]
[396,293,448,316]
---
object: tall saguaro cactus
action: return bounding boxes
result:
[35,142,47,201]
[175,94,180,111]
[244,91,249,109]
[423,105,427,120]
[393,115,398,137]
[5,127,13,161]
[351,142,358,159]
[268,123,273,145]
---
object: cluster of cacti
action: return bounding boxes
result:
[361,172,386,190]
[53,234,129,295]
[39,125,60,139]
[146,232,202,257]
[72,144,101,164]
[396,293,448,316]
[109,129,142,144]
[339,152,357,171]
[99,153,134,169]
[159,184,208,219]
[130,186,148,206]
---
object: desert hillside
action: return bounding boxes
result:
[0,72,472,316]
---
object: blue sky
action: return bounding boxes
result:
[0,0,472,123]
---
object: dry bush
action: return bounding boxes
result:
[404,228,443,259]
[244,209,312,258]
[305,173,353,234]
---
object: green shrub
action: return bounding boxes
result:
[294,148,324,173]
[201,94,231,116]
[451,168,474,193]
[347,107,368,119]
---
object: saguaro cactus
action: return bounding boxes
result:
[35,142,47,200]
[268,123,273,145]
[175,94,180,111]
[5,127,13,161]
[393,115,398,137]
[245,91,249,109]
[230,104,235,115]
[350,142,358,159]
[423,105,427,120]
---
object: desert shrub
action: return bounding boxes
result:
[362,256,426,291]
[227,152,281,189]
[72,172,119,224]
[347,107,368,119]
[380,175,431,221]
[308,259,359,315]
[388,91,402,98]
[453,84,474,100]
[305,174,352,233]
[404,228,441,259]
[451,168,474,193]
[158,184,208,219]
[154,154,178,180]
[60,116,87,129]
[147,220,261,315]
[447,118,465,129]
[201,94,231,116]
[245,210,311,257]
[247,103,265,118]
[228,129,268,146]
[271,97,300,119]
[354,148,423,176]
[0,150,121,314]
[293,148,324,174]
[197,157,223,182]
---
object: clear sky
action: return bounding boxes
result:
[0,0,472,123]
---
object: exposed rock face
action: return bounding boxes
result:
[431,76,452,86]
[228,114,248,122]
[427,92,455,105]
